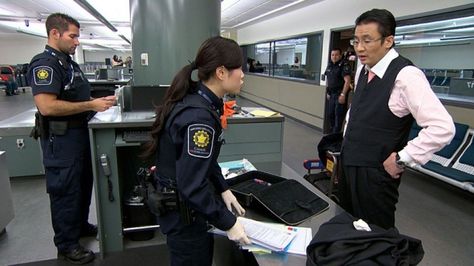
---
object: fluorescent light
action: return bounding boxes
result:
[85,0,130,22]
[222,0,240,11]
[440,35,474,41]
[229,0,306,28]
[0,20,47,37]
[118,34,131,44]
[73,0,118,32]
[17,29,47,39]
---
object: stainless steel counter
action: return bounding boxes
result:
[88,106,284,129]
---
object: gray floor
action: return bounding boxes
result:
[0,89,473,265]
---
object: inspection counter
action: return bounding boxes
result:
[88,107,286,257]
[0,108,44,177]
[88,79,129,98]
[88,107,343,265]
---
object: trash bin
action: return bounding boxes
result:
[123,189,156,241]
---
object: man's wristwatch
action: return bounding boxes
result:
[395,153,406,168]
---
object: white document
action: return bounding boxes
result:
[93,106,120,122]
[210,217,310,254]
[284,226,312,255]
[238,217,297,252]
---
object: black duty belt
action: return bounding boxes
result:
[49,119,88,129]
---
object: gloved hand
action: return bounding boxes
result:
[226,218,251,245]
[221,189,245,216]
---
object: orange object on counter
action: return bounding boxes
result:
[220,100,236,129]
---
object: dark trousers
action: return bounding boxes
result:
[40,128,93,252]
[166,216,214,266]
[327,93,345,133]
[339,164,401,229]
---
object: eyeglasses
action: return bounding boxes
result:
[350,37,384,47]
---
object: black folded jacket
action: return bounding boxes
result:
[306,212,424,266]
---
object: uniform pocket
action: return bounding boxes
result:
[43,157,75,195]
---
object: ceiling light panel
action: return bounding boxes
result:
[85,0,130,23]
[221,0,307,28]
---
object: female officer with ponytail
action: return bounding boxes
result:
[143,36,250,266]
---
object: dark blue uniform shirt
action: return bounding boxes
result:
[325,60,351,93]
[156,83,236,233]
[28,45,91,121]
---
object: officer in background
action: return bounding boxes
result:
[27,13,115,264]
[324,48,351,133]
[143,36,250,266]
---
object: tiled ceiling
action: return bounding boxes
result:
[221,0,319,29]
[0,0,131,50]
[1,0,472,51]
[0,0,319,51]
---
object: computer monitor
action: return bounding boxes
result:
[107,69,120,80]
[129,85,169,111]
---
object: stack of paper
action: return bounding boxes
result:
[250,109,278,117]
[210,217,312,255]
[238,217,297,252]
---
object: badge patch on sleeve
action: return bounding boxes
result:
[33,66,53,85]
[188,124,214,158]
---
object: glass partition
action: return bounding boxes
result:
[242,32,323,84]
[396,12,474,104]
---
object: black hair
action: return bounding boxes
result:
[331,47,342,54]
[45,13,80,36]
[355,9,396,47]
[142,36,243,158]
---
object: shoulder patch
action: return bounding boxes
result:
[187,124,215,158]
[33,66,53,85]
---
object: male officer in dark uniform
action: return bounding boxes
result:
[27,13,115,264]
[324,48,351,133]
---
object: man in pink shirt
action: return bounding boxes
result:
[340,9,455,229]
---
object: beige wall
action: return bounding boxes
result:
[241,75,326,128]
[242,75,474,130]
[445,105,474,127]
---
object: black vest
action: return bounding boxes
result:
[155,93,223,187]
[342,56,414,167]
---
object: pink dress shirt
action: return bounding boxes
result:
[347,49,455,165]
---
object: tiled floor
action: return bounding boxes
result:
[0,88,473,265]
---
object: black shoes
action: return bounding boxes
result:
[80,223,98,237]
[58,246,95,264]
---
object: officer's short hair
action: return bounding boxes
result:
[355,9,396,38]
[331,48,342,54]
[46,13,80,36]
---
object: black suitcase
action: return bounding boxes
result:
[227,171,329,225]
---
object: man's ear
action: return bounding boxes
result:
[384,35,394,49]
[50,29,60,39]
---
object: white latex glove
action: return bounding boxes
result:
[221,189,245,216]
[226,218,251,245]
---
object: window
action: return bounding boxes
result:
[396,10,474,105]
[242,32,323,84]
